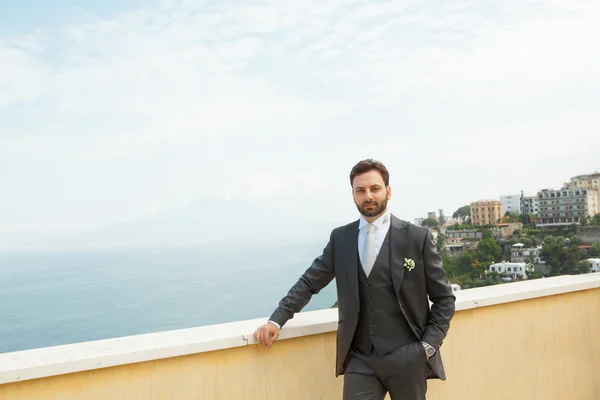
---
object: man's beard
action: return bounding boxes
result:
[356,198,388,218]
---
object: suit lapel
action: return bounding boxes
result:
[389,214,410,297]
[345,220,360,305]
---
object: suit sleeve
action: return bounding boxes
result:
[268,230,336,328]
[421,228,455,349]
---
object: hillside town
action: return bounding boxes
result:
[414,172,600,289]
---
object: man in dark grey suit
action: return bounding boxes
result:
[254,159,455,399]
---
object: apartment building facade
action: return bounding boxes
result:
[470,200,504,226]
[537,187,599,227]
[563,173,600,190]
[521,196,539,216]
[500,194,522,214]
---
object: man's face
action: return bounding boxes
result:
[352,170,392,219]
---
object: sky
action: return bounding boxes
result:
[1,0,600,249]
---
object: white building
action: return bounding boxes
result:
[510,243,545,264]
[500,194,522,215]
[583,258,600,273]
[489,261,530,279]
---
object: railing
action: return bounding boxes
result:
[1,274,599,399]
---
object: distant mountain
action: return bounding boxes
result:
[13,198,345,252]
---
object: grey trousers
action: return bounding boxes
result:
[343,341,428,400]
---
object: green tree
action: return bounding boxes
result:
[591,213,600,225]
[576,260,590,274]
[482,229,494,240]
[452,206,471,223]
[438,209,446,226]
[441,254,458,281]
[591,243,600,257]
[519,213,532,227]
[541,239,569,275]
[436,233,446,252]
[421,218,438,229]
[565,251,579,274]
[506,237,518,247]
[460,276,474,289]
[519,237,533,247]
[476,237,502,264]
[471,258,486,279]
[456,252,475,275]
[503,211,520,223]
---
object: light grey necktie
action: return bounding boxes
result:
[362,223,377,277]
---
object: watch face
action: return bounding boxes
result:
[425,347,435,356]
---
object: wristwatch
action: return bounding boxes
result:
[421,342,436,357]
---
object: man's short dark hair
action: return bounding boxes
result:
[350,159,390,187]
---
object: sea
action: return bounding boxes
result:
[0,241,337,354]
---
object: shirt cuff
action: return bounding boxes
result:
[268,320,281,329]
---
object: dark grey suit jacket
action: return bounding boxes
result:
[269,215,456,380]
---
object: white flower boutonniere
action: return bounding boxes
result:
[404,258,416,271]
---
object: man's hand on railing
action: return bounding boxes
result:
[253,323,280,347]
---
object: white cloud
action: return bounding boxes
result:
[234,171,330,200]
[1,0,599,247]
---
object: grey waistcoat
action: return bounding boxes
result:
[351,230,416,355]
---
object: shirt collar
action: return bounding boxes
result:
[359,209,391,231]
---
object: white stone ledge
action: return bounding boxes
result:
[454,272,600,308]
[1,273,599,385]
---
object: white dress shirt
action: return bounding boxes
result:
[358,209,391,265]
